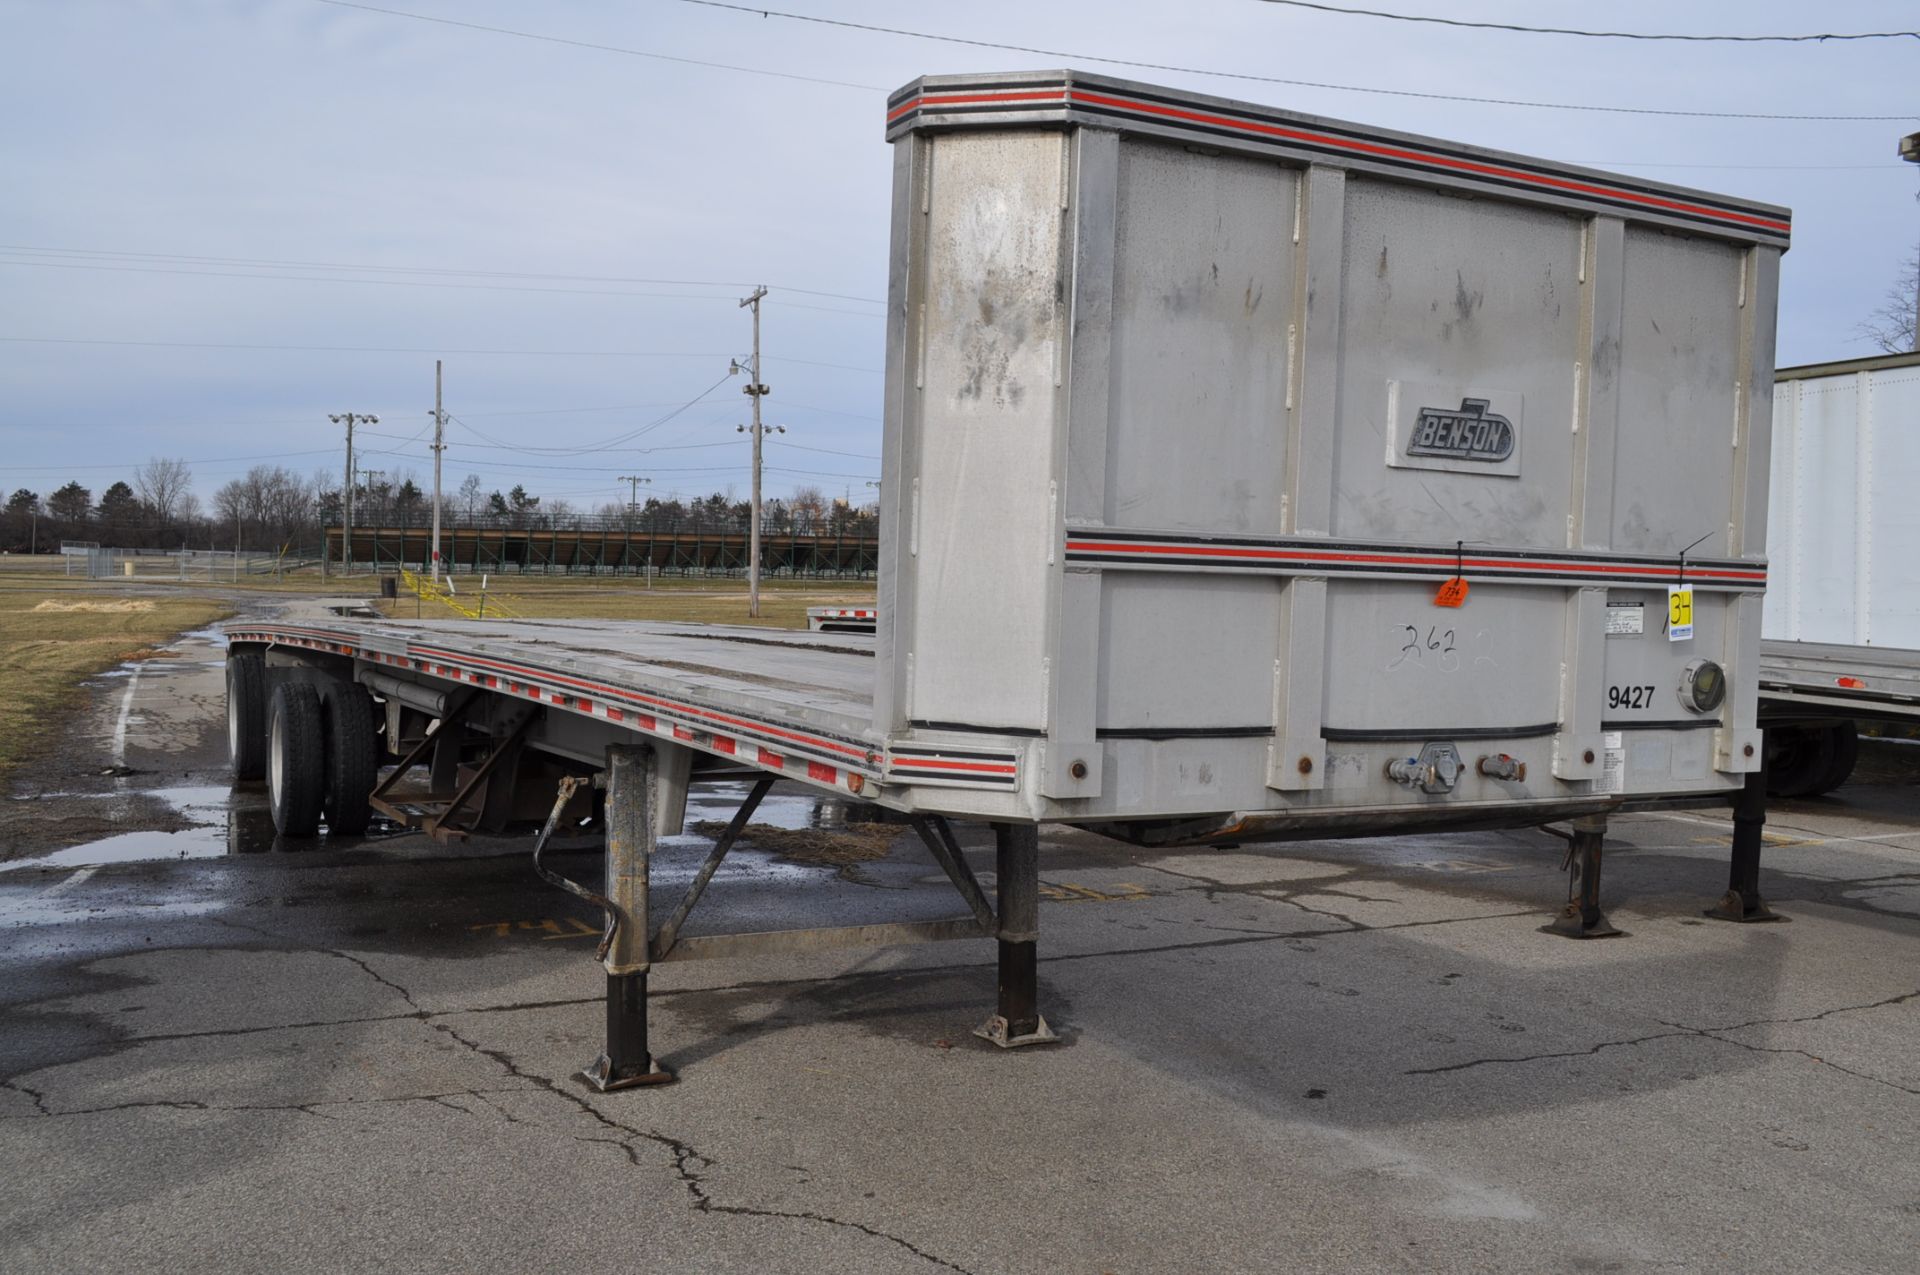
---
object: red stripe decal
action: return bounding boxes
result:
[887,88,1065,122]
[891,88,1787,238]
[807,761,838,785]
[714,737,736,755]
[1066,540,1766,583]
[891,757,1019,775]
[759,748,783,769]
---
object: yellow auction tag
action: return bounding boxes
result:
[1667,585,1694,641]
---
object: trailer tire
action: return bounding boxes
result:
[320,681,379,836]
[1765,725,1835,799]
[1807,722,1860,797]
[227,652,268,782]
[268,681,326,838]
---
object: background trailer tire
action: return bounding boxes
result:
[226,652,267,782]
[320,681,379,836]
[268,681,327,837]
[1813,722,1860,796]
[1765,723,1858,799]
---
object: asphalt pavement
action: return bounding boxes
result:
[1,621,1916,1273]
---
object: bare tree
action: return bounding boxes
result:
[135,456,194,526]
[213,465,318,550]
[458,473,484,520]
[1857,248,1919,354]
[789,485,827,534]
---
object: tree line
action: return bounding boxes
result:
[3,458,876,556]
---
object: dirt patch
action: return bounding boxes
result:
[691,819,897,866]
[31,599,157,613]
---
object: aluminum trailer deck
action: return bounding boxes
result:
[227,67,1795,1089]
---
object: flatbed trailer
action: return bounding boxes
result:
[227,68,1794,1090]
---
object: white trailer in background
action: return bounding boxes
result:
[1761,351,1920,795]
[228,69,1793,1088]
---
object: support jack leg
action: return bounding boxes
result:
[580,746,674,1091]
[975,823,1059,1048]
[1543,814,1625,939]
[1704,764,1787,924]
[584,970,672,1091]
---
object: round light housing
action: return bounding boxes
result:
[1679,659,1726,714]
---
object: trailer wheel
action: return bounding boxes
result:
[320,681,379,836]
[1765,725,1835,799]
[226,652,268,781]
[1806,722,1860,797]
[268,681,326,838]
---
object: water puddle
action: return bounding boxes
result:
[683,781,866,833]
[0,785,291,872]
[4,779,872,878]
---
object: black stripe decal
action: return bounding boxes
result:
[1323,723,1560,742]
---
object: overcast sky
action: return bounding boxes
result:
[2,0,1915,511]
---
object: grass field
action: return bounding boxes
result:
[0,593,231,779]
[0,556,875,629]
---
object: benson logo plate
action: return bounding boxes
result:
[1386,381,1523,478]
[1407,398,1515,463]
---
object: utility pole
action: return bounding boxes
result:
[617,474,650,527]
[430,361,447,584]
[330,411,378,576]
[736,286,770,617]
[618,474,650,584]
[1902,132,1920,352]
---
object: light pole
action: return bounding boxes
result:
[330,411,378,575]
[430,361,446,584]
[1902,131,1920,353]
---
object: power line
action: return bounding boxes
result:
[1250,2,1920,45]
[0,244,884,304]
[0,257,883,317]
[0,335,882,371]
[446,372,735,456]
[0,335,722,358]
[676,0,1913,121]
[771,440,880,461]
[311,0,882,90]
[6,447,339,473]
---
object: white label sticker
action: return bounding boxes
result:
[1667,585,1694,642]
[1599,730,1627,793]
[1605,604,1644,636]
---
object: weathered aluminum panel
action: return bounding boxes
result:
[1612,229,1745,556]
[1332,179,1583,547]
[904,130,1065,731]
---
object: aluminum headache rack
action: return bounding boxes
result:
[226,68,1793,1088]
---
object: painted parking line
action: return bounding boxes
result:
[43,866,99,895]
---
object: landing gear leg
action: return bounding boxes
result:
[582,745,674,1090]
[1704,764,1787,924]
[1543,813,1625,939]
[975,823,1058,1047]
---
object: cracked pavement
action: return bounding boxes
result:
[2,630,1918,1271]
